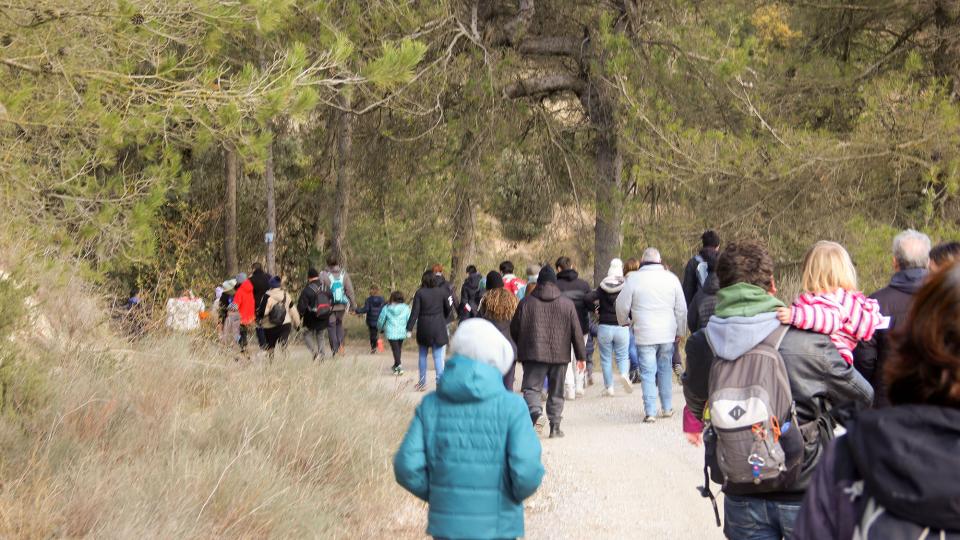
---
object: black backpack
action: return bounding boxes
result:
[308,283,333,318]
[268,292,287,326]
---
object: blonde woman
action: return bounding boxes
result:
[775,241,882,365]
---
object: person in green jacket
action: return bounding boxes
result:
[394,318,545,540]
[378,291,412,375]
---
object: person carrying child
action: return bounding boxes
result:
[394,318,544,540]
[378,291,412,375]
[357,286,386,354]
[776,241,882,366]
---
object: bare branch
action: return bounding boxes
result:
[504,72,584,99]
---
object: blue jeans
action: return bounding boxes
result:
[597,325,630,389]
[723,494,800,540]
[629,331,639,372]
[418,345,446,387]
[636,342,674,415]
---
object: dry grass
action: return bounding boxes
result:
[0,244,423,539]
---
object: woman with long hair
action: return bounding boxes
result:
[479,271,520,390]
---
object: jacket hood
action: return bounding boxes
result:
[889,268,927,295]
[849,405,960,530]
[713,283,785,318]
[464,272,481,288]
[385,303,408,314]
[326,265,343,275]
[704,312,783,360]
[266,288,288,300]
[557,269,580,282]
[531,281,561,302]
[437,355,506,403]
[236,280,253,293]
[600,276,624,293]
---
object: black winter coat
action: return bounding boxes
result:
[682,248,716,305]
[407,285,453,347]
[459,272,483,320]
[297,281,330,330]
[687,272,719,332]
[583,277,625,326]
[853,268,926,408]
[250,269,271,315]
[794,405,960,539]
[357,295,386,328]
[556,269,592,334]
[510,282,587,364]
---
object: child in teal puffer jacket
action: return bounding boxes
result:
[394,318,545,540]
[378,291,412,375]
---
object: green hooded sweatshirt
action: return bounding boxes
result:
[713,283,785,319]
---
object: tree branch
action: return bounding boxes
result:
[504,72,584,99]
[518,36,585,58]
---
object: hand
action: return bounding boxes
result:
[685,432,703,447]
[406,331,412,339]
[576,360,586,372]
[776,307,792,324]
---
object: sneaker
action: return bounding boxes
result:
[575,388,585,398]
[673,363,683,377]
[630,369,642,384]
[602,387,615,397]
[549,424,565,438]
[370,348,378,355]
[586,373,594,387]
[643,415,656,424]
[533,414,547,434]
[659,409,674,419]
[618,372,634,394]
[414,383,426,392]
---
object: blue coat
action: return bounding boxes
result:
[357,295,386,327]
[378,303,411,341]
[394,356,544,540]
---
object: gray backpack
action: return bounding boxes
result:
[707,325,803,491]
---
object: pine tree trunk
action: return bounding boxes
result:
[583,85,623,287]
[224,144,239,277]
[450,188,476,289]
[265,131,277,276]
[331,95,353,264]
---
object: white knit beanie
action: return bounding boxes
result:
[449,319,515,375]
[607,258,624,278]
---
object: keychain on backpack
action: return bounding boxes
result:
[747,454,765,484]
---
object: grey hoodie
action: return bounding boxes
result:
[704,312,782,361]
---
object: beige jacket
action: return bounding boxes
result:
[261,288,301,329]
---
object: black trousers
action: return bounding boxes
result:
[368,325,379,350]
[503,360,517,391]
[521,361,568,426]
[389,339,404,368]
[264,324,291,351]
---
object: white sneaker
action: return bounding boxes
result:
[602,387,615,397]
[618,372,634,394]
[643,415,656,424]
[659,409,675,419]
[575,388,585,397]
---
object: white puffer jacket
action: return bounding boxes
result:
[615,264,687,346]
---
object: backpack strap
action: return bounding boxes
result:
[761,324,790,350]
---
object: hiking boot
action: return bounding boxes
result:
[602,387,615,397]
[549,424,565,438]
[659,409,675,419]
[643,415,656,424]
[618,372,634,394]
[532,413,547,434]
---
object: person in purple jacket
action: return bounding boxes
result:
[794,261,960,539]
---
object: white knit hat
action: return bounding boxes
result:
[607,258,624,278]
[449,319,515,375]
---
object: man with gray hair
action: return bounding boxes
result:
[616,247,687,423]
[854,228,931,408]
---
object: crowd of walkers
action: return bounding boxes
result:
[391,229,960,540]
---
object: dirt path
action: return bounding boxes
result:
[368,349,726,539]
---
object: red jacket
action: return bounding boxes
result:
[234,280,256,325]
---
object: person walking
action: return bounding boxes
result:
[356,286,386,354]
[555,256,592,395]
[233,273,256,353]
[517,263,540,300]
[378,291,412,375]
[432,263,459,324]
[407,271,454,391]
[687,250,720,332]
[929,240,960,272]
[256,276,300,355]
[458,265,483,320]
[394,319,544,540]
[585,258,634,397]
[623,258,642,383]
[297,268,333,361]
[616,248,687,422]
[500,260,527,297]
[853,229,931,408]
[511,265,587,438]
[794,261,960,539]
[320,255,355,356]
[250,262,271,349]
[683,240,873,540]
[479,271,520,391]
[682,230,721,305]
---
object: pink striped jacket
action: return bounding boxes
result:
[788,289,882,365]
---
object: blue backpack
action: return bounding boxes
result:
[330,273,347,305]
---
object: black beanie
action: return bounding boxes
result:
[485,271,504,290]
[537,265,557,284]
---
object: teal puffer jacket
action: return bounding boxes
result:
[378,302,411,341]
[394,355,544,540]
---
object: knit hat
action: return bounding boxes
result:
[485,271,504,290]
[235,272,247,284]
[221,278,237,292]
[537,265,557,284]
[607,258,624,278]
[269,276,282,289]
[449,319,515,375]
[526,264,541,281]
[307,267,320,279]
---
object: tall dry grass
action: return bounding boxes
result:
[0,243,423,539]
